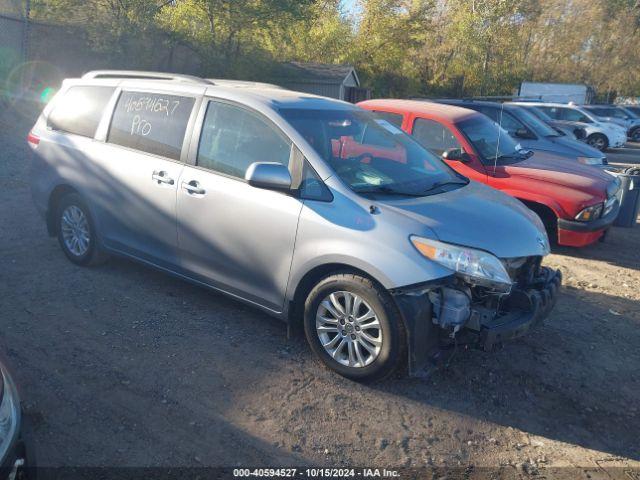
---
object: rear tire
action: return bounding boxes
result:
[303,273,406,382]
[55,193,107,266]
[586,133,609,151]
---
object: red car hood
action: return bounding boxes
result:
[501,151,613,196]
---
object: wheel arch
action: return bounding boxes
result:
[287,262,386,327]
[516,197,560,242]
[46,184,79,236]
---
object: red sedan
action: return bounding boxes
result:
[358,100,622,247]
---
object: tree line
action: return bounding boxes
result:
[29,0,640,100]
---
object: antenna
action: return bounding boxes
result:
[493,103,504,175]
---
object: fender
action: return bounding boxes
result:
[500,189,565,219]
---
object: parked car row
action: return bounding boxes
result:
[514,101,638,150]
[27,70,628,383]
[434,100,607,165]
[359,100,622,248]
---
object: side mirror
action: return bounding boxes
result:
[442,147,469,162]
[245,162,292,191]
[515,127,535,139]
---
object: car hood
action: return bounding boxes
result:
[378,181,549,259]
[502,151,612,194]
[549,136,604,158]
[598,121,626,133]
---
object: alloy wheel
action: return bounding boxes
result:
[60,205,90,257]
[588,136,606,150]
[315,291,382,368]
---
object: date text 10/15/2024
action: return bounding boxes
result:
[233,468,401,478]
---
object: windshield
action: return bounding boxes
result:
[524,106,554,122]
[625,106,640,117]
[280,108,465,196]
[514,107,560,137]
[457,115,522,163]
[621,107,640,119]
[584,106,629,119]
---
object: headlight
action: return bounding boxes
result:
[410,236,512,291]
[577,156,604,165]
[575,203,603,221]
[0,369,20,463]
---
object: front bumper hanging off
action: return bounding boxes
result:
[477,267,561,351]
[393,266,562,376]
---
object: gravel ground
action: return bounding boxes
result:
[1,106,639,477]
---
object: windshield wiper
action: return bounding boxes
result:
[420,179,469,194]
[353,185,426,197]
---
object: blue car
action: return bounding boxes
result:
[437,100,607,166]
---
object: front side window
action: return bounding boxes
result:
[560,108,593,123]
[108,91,195,160]
[281,108,464,197]
[197,101,291,179]
[48,86,115,138]
[457,115,522,164]
[411,118,461,155]
[585,107,628,119]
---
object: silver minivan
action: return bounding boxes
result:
[28,71,561,381]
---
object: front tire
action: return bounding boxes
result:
[586,133,609,151]
[56,193,107,266]
[303,273,406,381]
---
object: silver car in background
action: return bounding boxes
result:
[28,71,560,381]
[582,105,640,141]
[531,103,627,151]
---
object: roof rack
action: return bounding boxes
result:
[206,79,282,89]
[82,70,214,85]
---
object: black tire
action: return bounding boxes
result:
[55,193,107,266]
[630,127,640,142]
[586,133,609,151]
[303,273,406,382]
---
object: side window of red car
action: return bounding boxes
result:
[411,118,461,155]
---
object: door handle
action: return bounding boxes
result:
[152,171,175,185]
[182,180,206,195]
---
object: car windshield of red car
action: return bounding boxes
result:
[457,115,523,164]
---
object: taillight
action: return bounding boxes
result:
[27,132,40,147]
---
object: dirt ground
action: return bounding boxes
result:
[0,105,639,478]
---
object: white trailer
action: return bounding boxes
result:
[518,82,594,104]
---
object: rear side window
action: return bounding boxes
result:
[538,106,560,119]
[197,101,291,179]
[108,91,195,160]
[411,118,461,155]
[48,86,115,138]
[372,110,404,128]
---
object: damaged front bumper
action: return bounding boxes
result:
[392,264,562,376]
[472,267,561,351]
